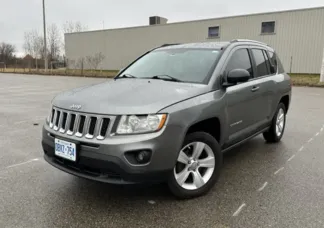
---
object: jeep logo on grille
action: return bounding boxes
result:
[70,104,82,110]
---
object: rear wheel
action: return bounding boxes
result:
[263,103,286,143]
[168,132,222,199]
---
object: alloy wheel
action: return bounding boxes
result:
[275,108,285,137]
[174,142,215,190]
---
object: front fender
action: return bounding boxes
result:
[158,90,228,147]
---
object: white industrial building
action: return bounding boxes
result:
[65,6,324,74]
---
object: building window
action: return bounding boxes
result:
[208,26,220,38]
[261,21,275,34]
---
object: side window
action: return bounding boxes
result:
[225,49,253,78]
[251,49,270,77]
[267,51,278,74]
[262,50,272,74]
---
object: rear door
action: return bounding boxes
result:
[250,48,277,126]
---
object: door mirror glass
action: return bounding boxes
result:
[227,69,250,84]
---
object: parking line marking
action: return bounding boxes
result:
[315,132,319,136]
[257,182,268,192]
[5,158,40,169]
[307,138,313,143]
[14,120,28,125]
[274,167,284,175]
[8,86,24,89]
[233,203,246,217]
[299,146,304,152]
[287,154,296,162]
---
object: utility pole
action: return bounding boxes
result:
[320,48,324,83]
[43,0,48,71]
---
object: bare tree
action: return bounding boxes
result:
[0,42,16,63]
[23,31,33,56]
[68,59,77,70]
[32,31,43,69]
[47,24,61,61]
[92,52,105,71]
[86,55,94,70]
[85,53,105,75]
[63,21,88,33]
[62,21,88,55]
[24,29,49,69]
[74,21,88,32]
[75,57,85,75]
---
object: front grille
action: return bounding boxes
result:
[49,107,112,140]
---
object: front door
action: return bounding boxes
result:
[221,47,266,145]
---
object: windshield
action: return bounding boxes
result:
[119,48,221,84]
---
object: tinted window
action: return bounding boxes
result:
[121,49,220,84]
[263,50,273,74]
[225,49,252,77]
[267,51,278,73]
[277,55,285,73]
[252,49,269,77]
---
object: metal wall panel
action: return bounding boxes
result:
[65,7,324,73]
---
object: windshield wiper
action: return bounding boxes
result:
[148,75,182,82]
[117,74,137,79]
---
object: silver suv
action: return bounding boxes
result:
[42,39,291,199]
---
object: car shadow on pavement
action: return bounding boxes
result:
[42,136,291,227]
[58,135,289,203]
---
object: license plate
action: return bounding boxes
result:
[54,138,77,162]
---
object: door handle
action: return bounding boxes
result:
[251,86,260,92]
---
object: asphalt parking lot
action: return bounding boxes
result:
[1,73,324,228]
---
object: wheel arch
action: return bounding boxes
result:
[185,117,222,144]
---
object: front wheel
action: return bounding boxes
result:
[168,132,222,199]
[263,103,287,143]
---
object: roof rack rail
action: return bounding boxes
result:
[230,39,268,46]
[159,43,181,47]
[148,43,181,52]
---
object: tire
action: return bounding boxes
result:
[168,132,222,199]
[263,103,287,143]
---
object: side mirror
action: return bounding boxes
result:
[227,69,250,84]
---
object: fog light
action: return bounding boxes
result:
[136,150,150,164]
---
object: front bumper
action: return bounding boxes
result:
[41,122,184,184]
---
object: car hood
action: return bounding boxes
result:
[52,79,209,115]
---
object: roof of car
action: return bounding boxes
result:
[156,42,230,50]
[155,39,272,51]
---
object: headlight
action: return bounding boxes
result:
[116,114,167,134]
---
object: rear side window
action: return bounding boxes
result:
[251,49,269,77]
[263,50,274,74]
[267,51,278,74]
[268,51,285,73]
[225,49,253,77]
